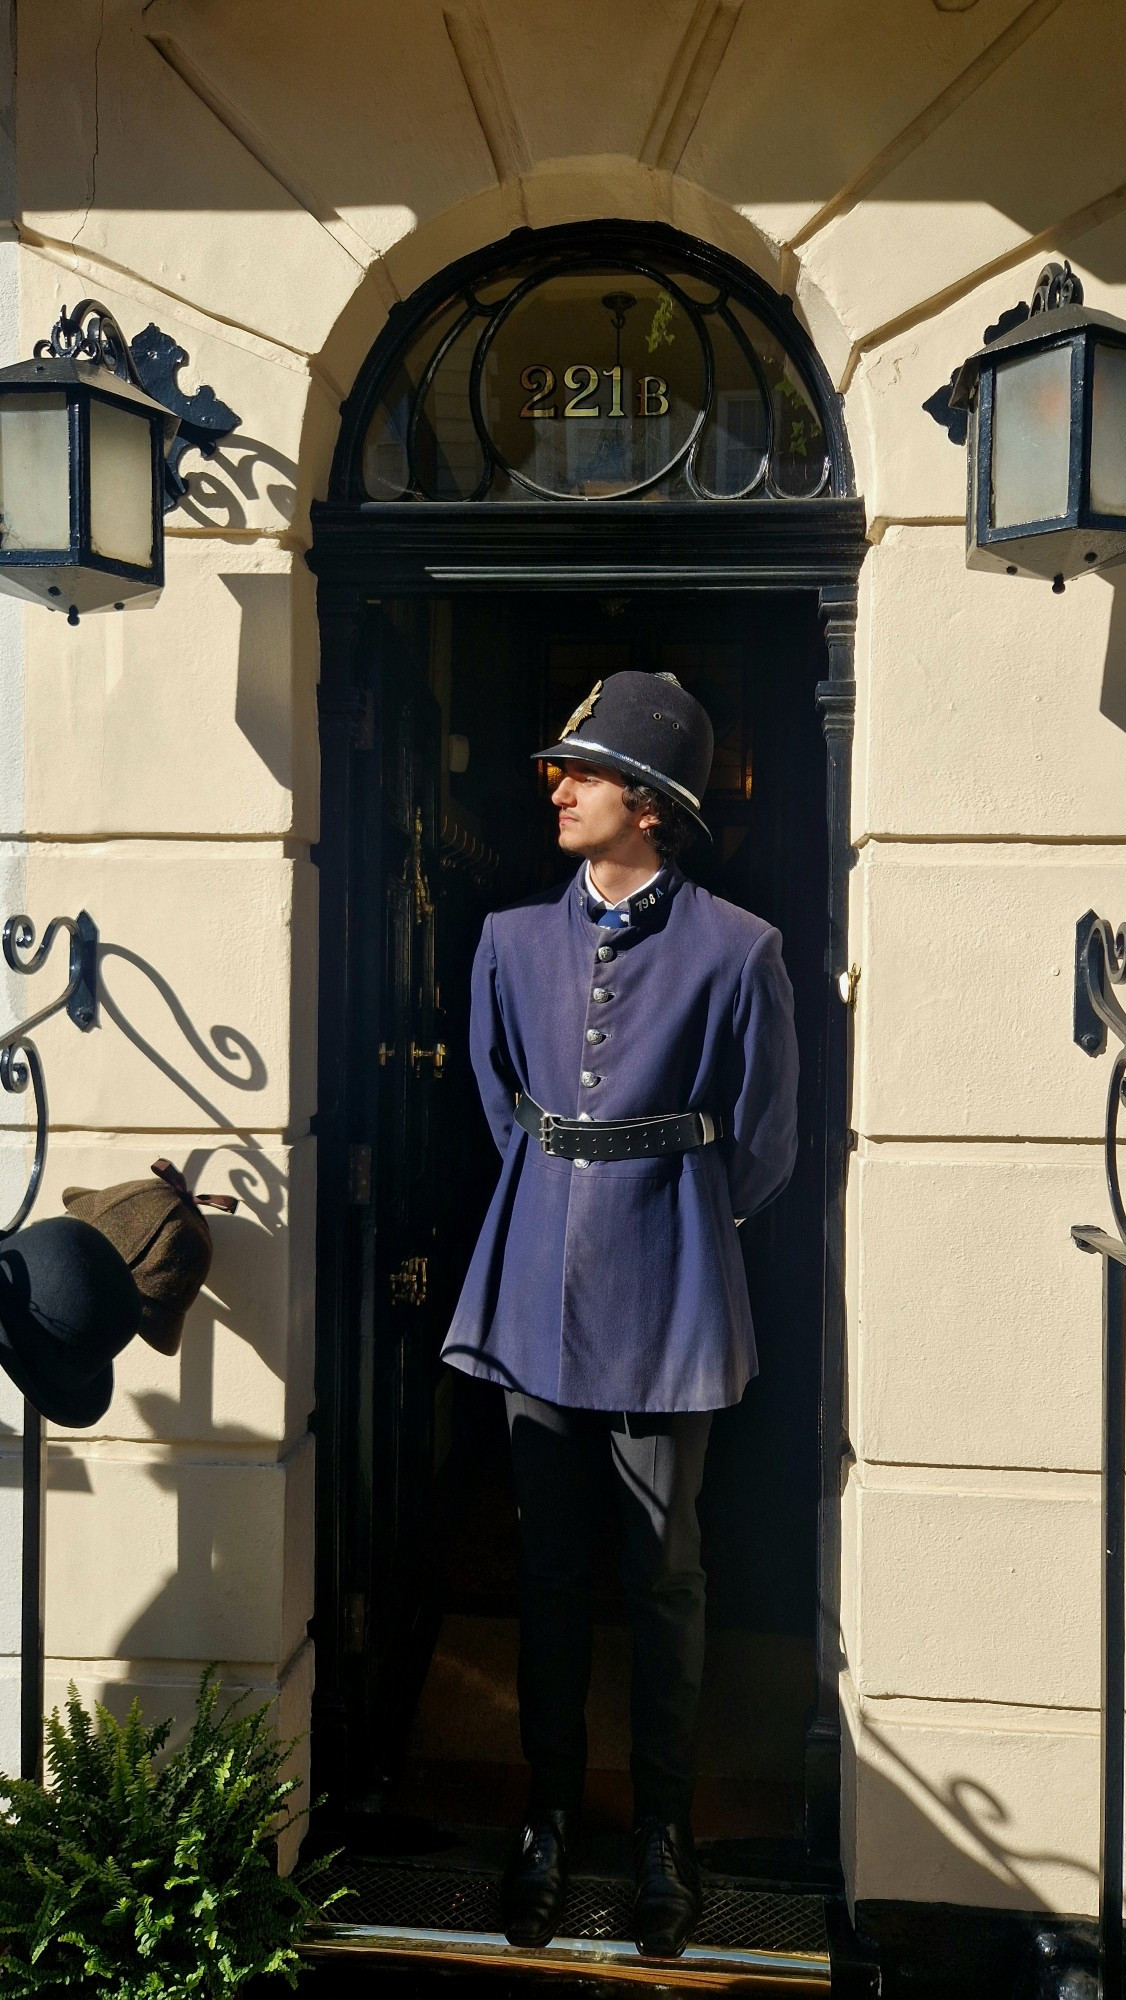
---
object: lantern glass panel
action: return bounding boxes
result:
[991,344,1072,530]
[89,398,154,567]
[1090,342,1126,518]
[0,392,71,551]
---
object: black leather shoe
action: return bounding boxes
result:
[500,1807,574,1947]
[631,1816,703,1959]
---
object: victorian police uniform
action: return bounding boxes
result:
[441,672,800,1952]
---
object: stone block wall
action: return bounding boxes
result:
[2,0,1125,1910]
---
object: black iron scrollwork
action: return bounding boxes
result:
[33,299,240,514]
[127,323,241,512]
[1071,909,1126,1999]
[1031,258,1084,316]
[362,250,832,505]
[1,911,98,1235]
[924,262,1085,444]
[1074,909,1126,1245]
[34,298,143,383]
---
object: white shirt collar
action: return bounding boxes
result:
[583,860,662,911]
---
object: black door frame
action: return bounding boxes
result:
[306,221,867,1862]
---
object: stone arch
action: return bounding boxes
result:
[305,164,861,513]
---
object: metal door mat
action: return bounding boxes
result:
[305,1855,830,1984]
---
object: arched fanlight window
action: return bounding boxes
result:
[336,227,846,506]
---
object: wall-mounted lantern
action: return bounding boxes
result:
[0,299,238,625]
[951,261,1126,592]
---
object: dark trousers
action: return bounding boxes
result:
[504,1389,713,1824]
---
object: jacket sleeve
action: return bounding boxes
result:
[469,913,518,1157]
[723,926,800,1220]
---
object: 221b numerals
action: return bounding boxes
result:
[519,364,669,419]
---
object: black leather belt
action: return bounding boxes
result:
[515,1092,721,1163]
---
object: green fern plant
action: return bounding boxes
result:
[0,1668,344,1998]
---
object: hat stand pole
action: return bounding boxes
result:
[20,1406,45,1782]
[1,909,99,1785]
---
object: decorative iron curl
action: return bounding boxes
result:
[1030,259,1085,317]
[33,299,148,392]
[1074,911,1126,1248]
[1,911,98,1236]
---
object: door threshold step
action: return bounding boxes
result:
[303,1859,829,1988]
[303,1923,829,1988]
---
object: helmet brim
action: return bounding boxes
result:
[533,742,712,840]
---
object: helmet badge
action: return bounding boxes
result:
[560,680,603,739]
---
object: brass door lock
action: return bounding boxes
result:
[390,1254,428,1307]
[410,1041,447,1076]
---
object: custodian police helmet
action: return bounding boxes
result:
[535,670,714,838]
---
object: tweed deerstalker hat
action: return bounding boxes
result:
[0,1214,141,1427]
[62,1159,238,1357]
[535,669,715,838]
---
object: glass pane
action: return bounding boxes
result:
[991,344,1072,529]
[362,297,466,498]
[358,251,834,503]
[362,364,413,497]
[728,304,828,497]
[480,269,707,498]
[694,312,768,496]
[0,392,71,550]
[414,316,487,499]
[89,398,154,566]
[770,356,829,497]
[1090,342,1126,517]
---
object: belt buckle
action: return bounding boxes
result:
[539,1111,560,1156]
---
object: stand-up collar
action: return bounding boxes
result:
[575,862,681,934]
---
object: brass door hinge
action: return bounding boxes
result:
[391,1254,428,1307]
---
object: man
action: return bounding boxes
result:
[442,670,799,1959]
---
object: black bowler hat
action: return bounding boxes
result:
[0,1215,142,1428]
[535,671,714,837]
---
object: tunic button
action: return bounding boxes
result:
[573,1157,591,1169]
[592,987,612,1003]
[586,1028,605,1044]
[597,945,616,962]
[580,1070,599,1087]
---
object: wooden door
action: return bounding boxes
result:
[356,610,445,1777]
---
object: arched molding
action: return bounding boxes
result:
[326,215,853,511]
[304,164,862,510]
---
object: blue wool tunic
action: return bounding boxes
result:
[441,863,799,1413]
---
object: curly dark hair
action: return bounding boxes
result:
[621,781,697,861]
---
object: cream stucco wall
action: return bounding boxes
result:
[5,0,1126,1910]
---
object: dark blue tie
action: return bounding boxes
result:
[588,900,631,931]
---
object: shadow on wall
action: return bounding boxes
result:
[95,937,293,1399]
[174,437,297,534]
[849,1712,1098,1917]
[222,572,298,789]
[0,928,301,1657]
[1100,573,1126,732]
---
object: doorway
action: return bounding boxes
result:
[323,584,830,1868]
[308,215,866,1895]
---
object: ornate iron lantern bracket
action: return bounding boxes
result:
[1074,909,1126,1246]
[1,909,98,1236]
[35,298,240,514]
[1071,908,1126,2000]
[1,907,99,1784]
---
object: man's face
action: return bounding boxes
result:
[550,761,656,860]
